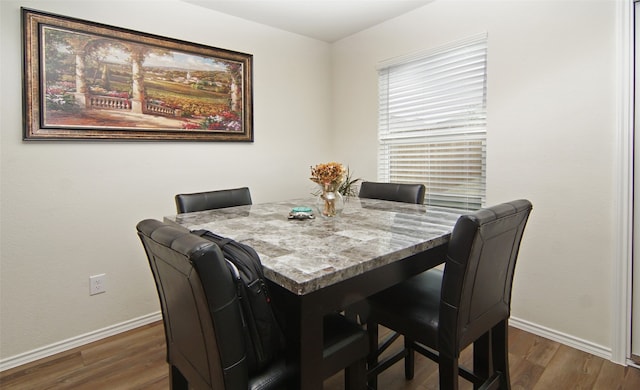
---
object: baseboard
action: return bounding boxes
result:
[628,357,640,369]
[0,311,162,372]
[0,313,620,372]
[509,316,613,362]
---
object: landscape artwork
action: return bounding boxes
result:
[22,8,253,141]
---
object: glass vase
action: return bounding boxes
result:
[316,183,344,218]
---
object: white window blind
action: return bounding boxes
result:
[378,35,487,211]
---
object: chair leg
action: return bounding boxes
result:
[474,331,492,389]
[345,358,367,390]
[169,365,188,390]
[404,337,415,380]
[439,355,460,390]
[366,321,379,390]
[491,320,511,390]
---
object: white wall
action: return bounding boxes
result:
[332,0,618,353]
[0,0,624,367]
[0,0,334,361]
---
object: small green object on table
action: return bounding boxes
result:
[289,206,315,220]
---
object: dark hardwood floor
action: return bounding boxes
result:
[1,321,639,389]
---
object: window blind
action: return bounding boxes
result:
[378,35,487,210]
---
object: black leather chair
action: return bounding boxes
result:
[137,219,369,389]
[365,200,533,390]
[358,181,426,204]
[175,187,252,214]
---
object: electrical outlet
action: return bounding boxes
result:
[89,274,106,295]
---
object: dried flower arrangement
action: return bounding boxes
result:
[310,162,346,217]
[310,162,346,187]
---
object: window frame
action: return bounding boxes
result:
[377,34,488,210]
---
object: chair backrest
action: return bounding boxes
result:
[137,219,249,389]
[439,199,532,357]
[358,181,426,204]
[175,187,252,214]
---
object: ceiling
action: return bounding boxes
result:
[182,0,433,43]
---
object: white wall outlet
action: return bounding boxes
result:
[89,274,106,295]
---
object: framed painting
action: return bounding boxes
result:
[22,8,253,141]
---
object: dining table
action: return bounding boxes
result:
[164,197,461,390]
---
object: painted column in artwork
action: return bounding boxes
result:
[69,40,89,108]
[228,63,242,113]
[130,49,145,114]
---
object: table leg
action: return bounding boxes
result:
[298,308,324,389]
[270,282,325,389]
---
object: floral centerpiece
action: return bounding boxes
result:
[310,162,347,217]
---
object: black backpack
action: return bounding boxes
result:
[192,229,284,374]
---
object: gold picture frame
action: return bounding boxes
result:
[22,8,253,141]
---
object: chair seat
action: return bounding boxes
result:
[323,313,369,377]
[367,269,443,349]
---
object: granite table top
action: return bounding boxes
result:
[164,198,461,295]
